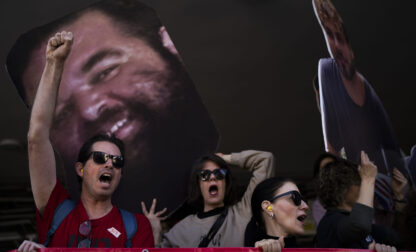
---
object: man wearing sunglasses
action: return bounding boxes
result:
[20,31,154,249]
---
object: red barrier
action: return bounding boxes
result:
[8,248,412,252]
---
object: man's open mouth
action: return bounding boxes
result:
[99,173,112,184]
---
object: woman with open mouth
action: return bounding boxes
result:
[244,177,308,252]
[142,150,275,247]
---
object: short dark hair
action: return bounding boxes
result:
[187,154,233,211]
[6,0,179,108]
[245,177,293,246]
[318,158,361,209]
[76,134,125,185]
[77,133,125,164]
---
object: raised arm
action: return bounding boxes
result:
[336,151,377,244]
[27,31,73,214]
[356,151,377,208]
[219,150,275,214]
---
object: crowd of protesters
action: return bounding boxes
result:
[13,2,416,251]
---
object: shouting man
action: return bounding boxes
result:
[20,31,153,249]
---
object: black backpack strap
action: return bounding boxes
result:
[198,207,228,247]
[43,199,76,247]
[119,208,137,248]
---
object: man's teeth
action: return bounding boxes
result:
[110,118,127,134]
[100,174,112,182]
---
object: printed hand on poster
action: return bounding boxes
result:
[312,0,412,212]
[6,0,219,213]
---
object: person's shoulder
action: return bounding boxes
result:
[168,214,198,232]
[40,179,71,212]
[319,208,345,225]
[319,57,338,73]
[112,207,150,229]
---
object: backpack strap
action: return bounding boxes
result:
[119,208,137,248]
[198,207,228,247]
[43,199,76,247]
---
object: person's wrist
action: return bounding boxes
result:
[46,57,65,67]
[222,154,231,163]
[361,177,376,184]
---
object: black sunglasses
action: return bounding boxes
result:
[199,168,227,181]
[78,220,92,248]
[269,190,305,206]
[88,151,124,168]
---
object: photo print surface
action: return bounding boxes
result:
[312,0,411,212]
[6,0,219,213]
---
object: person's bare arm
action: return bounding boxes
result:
[357,151,377,208]
[27,31,73,214]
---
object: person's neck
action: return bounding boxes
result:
[80,191,113,220]
[264,220,287,238]
[203,202,224,212]
[341,70,365,107]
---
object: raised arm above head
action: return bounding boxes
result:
[27,31,73,214]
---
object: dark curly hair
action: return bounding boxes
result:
[318,158,361,209]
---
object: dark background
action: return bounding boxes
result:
[0,0,415,191]
[1,0,415,248]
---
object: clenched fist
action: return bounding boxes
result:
[46,31,73,62]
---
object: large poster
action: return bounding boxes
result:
[6,0,219,213]
[312,0,411,212]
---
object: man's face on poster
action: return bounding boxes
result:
[323,21,356,79]
[22,10,180,164]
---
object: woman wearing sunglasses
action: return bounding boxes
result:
[142,150,275,247]
[244,177,308,252]
[317,151,400,251]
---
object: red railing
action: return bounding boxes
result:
[9,248,409,252]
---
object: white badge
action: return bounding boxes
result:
[107,227,121,238]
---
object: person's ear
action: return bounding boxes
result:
[262,200,274,218]
[75,162,84,177]
[159,26,181,60]
[261,200,272,212]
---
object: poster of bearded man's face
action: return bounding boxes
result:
[6,0,219,213]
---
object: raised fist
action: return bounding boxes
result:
[46,31,73,62]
